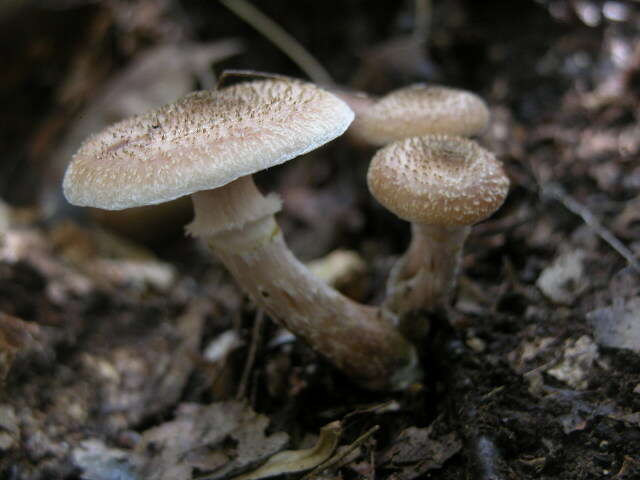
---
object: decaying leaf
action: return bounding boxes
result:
[72,401,288,480]
[49,220,177,292]
[80,301,208,430]
[587,296,640,353]
[378,425,461,480]
[230,421,342,480]
[547,336,599,390]
[138,402,288,480]
[508,334,557,374]
[1,227,94,304]
[546,388,640,435]
[536,249,588,305]
[302,424,379,480]
[90,259,176,291]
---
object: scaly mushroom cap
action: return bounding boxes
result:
[63,79,354,210]
[351,85,489,146]
[367,135,509,226]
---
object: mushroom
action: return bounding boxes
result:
[367,135,509,332]
[340,84,490,146]
[63,78,419,390]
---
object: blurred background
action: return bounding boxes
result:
[2,0,639,253]
[2,0,638,246]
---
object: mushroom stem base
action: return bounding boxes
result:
[383,224,470,334]
[205,218,420,391]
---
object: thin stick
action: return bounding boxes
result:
[219,0,334,86]
[542,182,640,272]
[368,444,376,480]
[236,309,264,399]
[413,0,432,43]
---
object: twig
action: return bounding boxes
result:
[368,444,376,480]
[541,182,640,272]
[413,0,432,44]
[236,309,264,399]
[219,0,334,86]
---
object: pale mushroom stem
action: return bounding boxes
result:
[383,223,470,335]
[189,176,419,390]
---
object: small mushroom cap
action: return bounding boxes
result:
[331,88,376,118]
[63,79,354,210]
[367,135,509,226]
[351,84,489,146]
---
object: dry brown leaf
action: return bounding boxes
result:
[231,421,341,480]
[75,401,288,480]
[137,402,288,480]
[378,425,461,480]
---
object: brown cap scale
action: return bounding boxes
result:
[64,79,352,212]
[350,84,490,146]
[368,135,509,225]
[63,78,419,390]
[367,135,509,325]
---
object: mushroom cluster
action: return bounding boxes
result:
[63,78,419,391]
[63,75,509,390]
[337,84,489,146]
[340,84,509,337]
[368,135,509,328]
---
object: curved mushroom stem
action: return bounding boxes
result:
[382,224,470,336]
[188,176,420,391]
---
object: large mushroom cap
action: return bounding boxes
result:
[63,79,354,210]
[367,135,509,226]
[351,84,489,146]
